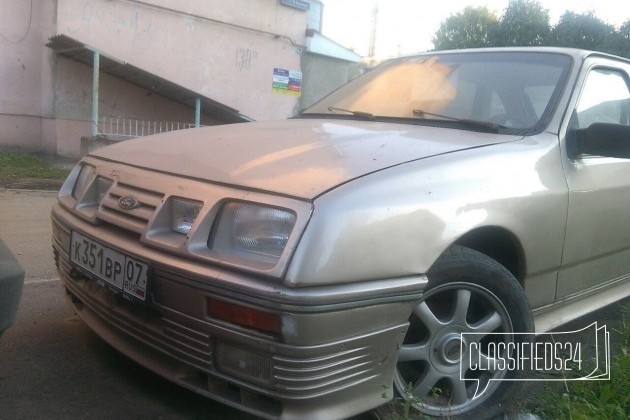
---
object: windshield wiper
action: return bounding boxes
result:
[412,109,501,133]
[327,106,375,120]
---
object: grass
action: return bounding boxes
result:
[0,152,70,189]
[379,305,629,420]
[524,305,630,420]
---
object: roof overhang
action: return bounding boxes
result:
[305,30,362,63]
[46,35,252,123]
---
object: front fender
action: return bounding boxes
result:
[285,133,568,294]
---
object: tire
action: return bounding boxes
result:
[393,245,534,419]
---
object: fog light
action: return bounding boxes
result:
[216,342,273,387]
[171,198,202,234]
[77,176,113,210]
[72,165,95,200]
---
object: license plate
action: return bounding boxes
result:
[70,231,149,302]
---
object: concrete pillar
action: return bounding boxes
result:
[92,51,100,137]
[195,97,201,128]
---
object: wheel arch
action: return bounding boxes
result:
[453,226,527,286]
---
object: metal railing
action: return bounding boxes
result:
[98,116,200,138]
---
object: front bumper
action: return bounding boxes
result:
[52,203,426,419]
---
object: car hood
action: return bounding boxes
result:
[91,119,521,200]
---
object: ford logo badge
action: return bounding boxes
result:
[119,196,140,210]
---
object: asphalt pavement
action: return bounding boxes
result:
[0,189,255,420]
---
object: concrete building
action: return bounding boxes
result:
[0,0,361,157]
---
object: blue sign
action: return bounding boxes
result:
[281,0,310,11]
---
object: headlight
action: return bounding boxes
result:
[209,202,296,268]
[72,165,96,200]
[171,198,202,234]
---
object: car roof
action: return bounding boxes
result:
[399,47,630,65]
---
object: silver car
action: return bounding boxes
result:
[52,48,630,419]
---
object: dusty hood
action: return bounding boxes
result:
[91,119,519,199]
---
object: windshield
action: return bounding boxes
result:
[301,51,572,133]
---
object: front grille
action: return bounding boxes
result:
[61,253,397,400]
[98,182,164,234]
[56,252,213,373]
[162,315,212,365]
[70,276,213,372]
[273,344,378,398]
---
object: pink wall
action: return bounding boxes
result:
[0,0,56,152]
[55,57,218,124]
[0,115,43,151]
[1,0,310,156]
[56,0,307,121]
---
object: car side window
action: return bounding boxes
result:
[575,68,630,129]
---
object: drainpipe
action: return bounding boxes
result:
[195,97,201,128]
[92,51,100,137]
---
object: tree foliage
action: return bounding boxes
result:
[550,12,616,50]
[432,0,630,58]
[619,20,630,57]
[432,7,499,50]
[496,0,550,46]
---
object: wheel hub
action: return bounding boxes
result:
[429,326,468,373]
[438,332,466,364]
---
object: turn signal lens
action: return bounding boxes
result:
[207,298,281,335]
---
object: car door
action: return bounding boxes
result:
[558,58,630,299]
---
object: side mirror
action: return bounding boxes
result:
[572,123,630,159]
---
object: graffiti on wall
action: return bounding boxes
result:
[67,1,153,48]
[236,48,258,71]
